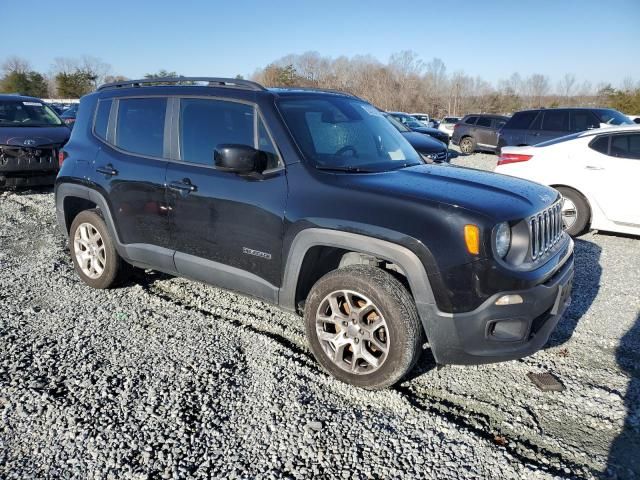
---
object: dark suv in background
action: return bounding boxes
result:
[55,77,574,389]
[497,107,633,152]
[0,94,71,188]
[451,114,509,154]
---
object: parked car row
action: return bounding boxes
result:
[448,107,635,156]
[387,112,450,145]
[496,125,640,237]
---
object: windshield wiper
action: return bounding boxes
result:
[315,165,375,173]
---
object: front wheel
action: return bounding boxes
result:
[304,265,423,390]
[557,187,590,236]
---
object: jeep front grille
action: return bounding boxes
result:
[529,201,563,260]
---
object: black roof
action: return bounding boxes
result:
[0,93,44,102]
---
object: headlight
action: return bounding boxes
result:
[494,222,511,258]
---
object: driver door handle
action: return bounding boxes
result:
[585,165,604,171]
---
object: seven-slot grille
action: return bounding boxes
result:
[529,201,564,260]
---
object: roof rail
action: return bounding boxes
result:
[97,77,266,92]
[272,86,361,99]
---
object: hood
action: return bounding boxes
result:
[334,163,558,222]
[401,131,447,153]
[0,125,71,147]
[411,125,444,136]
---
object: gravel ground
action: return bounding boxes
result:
[1,154,639,479]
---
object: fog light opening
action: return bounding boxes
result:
[495,294,524,306]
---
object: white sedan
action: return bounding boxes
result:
[495,125,640,237]
[438,116,461,138]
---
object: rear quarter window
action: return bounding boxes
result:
[464,116,478,125]
[589,135,609,154]
[93,99,112,141]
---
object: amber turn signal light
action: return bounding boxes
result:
[464,224,480,255]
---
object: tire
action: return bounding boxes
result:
[459,136,475,155]
[69,209,127,289]
[556,187,590,236]
[304,265,423,390]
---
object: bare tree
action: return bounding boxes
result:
[2,56,31,74]
[558,73,576,105]
[250,52,632,117]
[80,55,112,87]
[527,74,551,108]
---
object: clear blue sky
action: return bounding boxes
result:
[2,0,639,86]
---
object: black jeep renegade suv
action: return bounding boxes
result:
[55,77,574,389]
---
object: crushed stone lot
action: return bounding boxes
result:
[1,153,639,479]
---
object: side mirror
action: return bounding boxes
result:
[214,144,266,174]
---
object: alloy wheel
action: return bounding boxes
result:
[460,138,473,154]
[315,290,390,375]
[73,222,106,279]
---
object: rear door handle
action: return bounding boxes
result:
[585,165,604,171]
[168,179,197,193]
[96,164,118,176]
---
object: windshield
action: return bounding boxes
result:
[594,109,634,126]
[384,113,411,133]
[0,99,63,127]
[393,113,424,129]
[61,104,79,118]
[442,117,460,124]
[278,97,422,172]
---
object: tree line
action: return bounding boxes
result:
[0,56,172,98]
[1,52,638,115]
[251,51,640,116]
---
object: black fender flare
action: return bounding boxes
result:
[55,183,176,272]
[279,228,437,313]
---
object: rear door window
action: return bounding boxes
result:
[506,111,538,130]
[464,116,478,125]
[541,110,569,131]
[476,117,492,128]
[610,134,640,159]
[115,98,166,157]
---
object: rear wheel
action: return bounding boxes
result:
[459,136,475,155]
[556,187,590,236]
[304,265,423,390]
[69,210,127,288]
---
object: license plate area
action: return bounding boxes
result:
[551,275,573,315]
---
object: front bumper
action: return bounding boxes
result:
[0,172,57,188]
[0,146,59,188]
[418,249,575,365]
